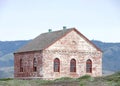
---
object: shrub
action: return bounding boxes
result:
[54,77,74,82]
[77,75,91,80]
[104,71,120,82]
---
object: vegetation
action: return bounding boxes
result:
[0,72,120,86]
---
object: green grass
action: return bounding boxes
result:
[54,77,75,82]
[0,72,120,86]
[0,78,13,81]
[77,75,91,80]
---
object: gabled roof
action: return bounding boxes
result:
[15,28,102,53]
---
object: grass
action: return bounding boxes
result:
[0,78,13,81]
[0,72,120,86]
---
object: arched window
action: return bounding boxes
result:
[70,59,76,72]
[33,58,37,72]
[86,59,92,73]
[20,59,23,72]
[54,58,60,72]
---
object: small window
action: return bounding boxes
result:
[33,58,37,72]
[33,66,37,72]
[70,59,76,72]
[20,59,23,72]
[86,59,92,73]
[54,58,60,72]
[72,41,77,45]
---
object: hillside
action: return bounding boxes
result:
[92,40,120,72]
[0,40,29,57]
[0,40,120,78]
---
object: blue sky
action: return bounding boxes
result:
[0,0,120,42]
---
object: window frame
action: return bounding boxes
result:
[70,59,76,72]
[54,58,60,72]
[86,59,92,73]
[20,59,23,72]
[33,58,37,72]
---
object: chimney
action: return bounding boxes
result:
[48,29,52,32]
[63,26,67,30]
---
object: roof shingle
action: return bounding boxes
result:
[15,28,73,53]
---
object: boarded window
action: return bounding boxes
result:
[70,59,76,72]
[33,58,37,72]
[20,59,23,72]
[54,58,60,72]
[86,59,92,73]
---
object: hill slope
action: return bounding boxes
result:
[0,40,29,57]
[92,40,120,72]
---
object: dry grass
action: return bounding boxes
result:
[0,72,120,86]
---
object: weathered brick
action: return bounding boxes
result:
[14,29,102,80]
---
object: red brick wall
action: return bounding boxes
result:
[14,51,43,79]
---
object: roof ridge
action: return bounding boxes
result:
[40,28,75,35]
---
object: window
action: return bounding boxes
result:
[20,59,23,72]
[54,58,60,72]
[33,58,37,72]
[86,59,92,73]
[70,59,76,72]
[72,41,77,45]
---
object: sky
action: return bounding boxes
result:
[0,0,120,42]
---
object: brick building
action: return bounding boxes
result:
[14,28,102,80]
